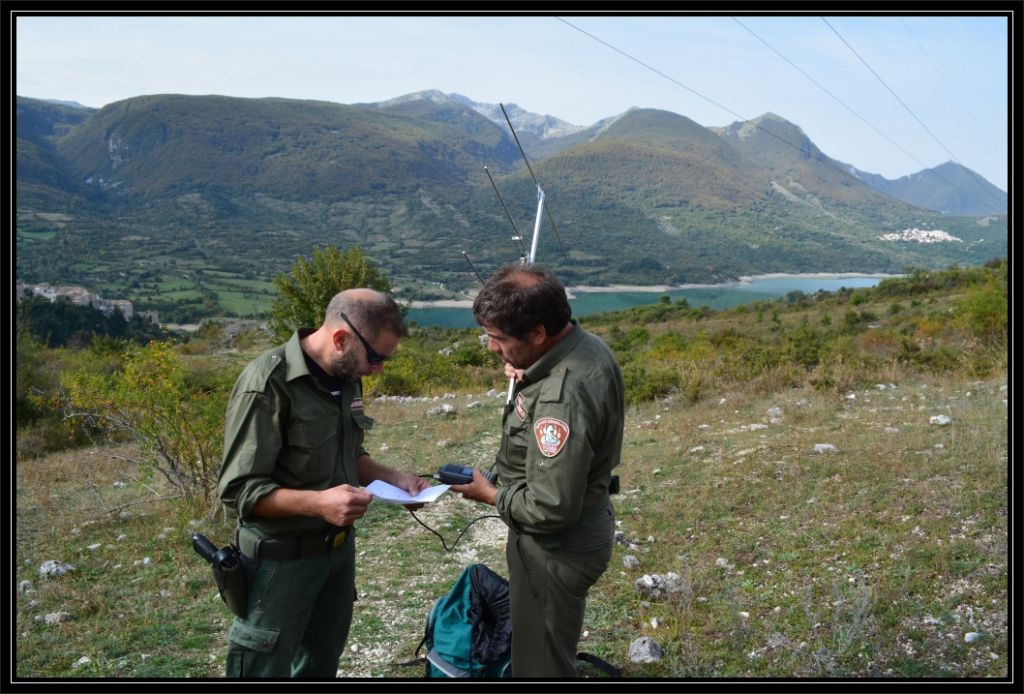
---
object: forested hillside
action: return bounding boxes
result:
[16,94,1007,321]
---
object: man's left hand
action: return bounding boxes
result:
[393,471,432,511]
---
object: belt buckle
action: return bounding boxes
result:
[325,526,348,549]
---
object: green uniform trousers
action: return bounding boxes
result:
[225,533,356,678]
[506,502,614,678]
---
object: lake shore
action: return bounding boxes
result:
[407,273,902,308]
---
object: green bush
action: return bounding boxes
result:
[449,340,497,368]
[56,341,228,516]
[649,331,689,359]
[622,360,679,405]
[365,346,470,397]
[899,343,961,373]
[17,335,125,458]
[957,279,1007,341]
[609,325,650,355]
[785,321,824,370]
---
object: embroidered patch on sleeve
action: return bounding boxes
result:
[534,417,570,457]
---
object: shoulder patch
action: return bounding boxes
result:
[534,417,570,457]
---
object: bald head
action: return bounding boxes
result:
[325,289,407,341]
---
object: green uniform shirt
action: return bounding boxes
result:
[216,330,373,535]
[494,322,624,536]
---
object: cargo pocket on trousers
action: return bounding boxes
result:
[228,620,280,654]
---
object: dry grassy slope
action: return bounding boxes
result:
[340,374,1008,678]
[15,372,1007,678]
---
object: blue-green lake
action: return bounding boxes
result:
[406,275,893,328]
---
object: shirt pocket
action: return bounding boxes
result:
[503,416,531,465]
[282,417,338,483]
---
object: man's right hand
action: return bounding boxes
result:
[449,469,498,507]
[318,484,374,526]
[504,363,525,382]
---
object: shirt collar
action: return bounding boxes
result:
[523,320,583,384]
[283,329,316,382]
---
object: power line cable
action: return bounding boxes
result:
[822,17,1004,212]
[735,17,1003,215]
[558,16,1004,216]
[732,18,928,172]
[557,17,746,129]
[554,18,915,212]
[899,17,1002,156]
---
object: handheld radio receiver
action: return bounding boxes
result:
[437,464,497,486]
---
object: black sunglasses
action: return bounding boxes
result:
[339,312,390,364]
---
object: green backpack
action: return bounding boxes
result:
[419,563,512,678]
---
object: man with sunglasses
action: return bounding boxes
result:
[216,288,429,678]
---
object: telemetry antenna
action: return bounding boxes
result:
[498,104,569,264]
[461,251,485,285]
[496,103,563,403]
[484,166,528,260]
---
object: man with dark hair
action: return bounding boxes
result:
[217,287,429,678]
[451,263,625,678]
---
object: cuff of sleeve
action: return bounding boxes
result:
[238,482,281,520]
[494,485,516,527]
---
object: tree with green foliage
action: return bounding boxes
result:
[56,341,229,517]
[269,245,392,340]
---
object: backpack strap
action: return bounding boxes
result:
[576,652,622,678]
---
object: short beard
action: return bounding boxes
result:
[331,348,363,381]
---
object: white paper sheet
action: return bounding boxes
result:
[366,479,450,505]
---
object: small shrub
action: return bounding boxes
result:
[677,364,707,404]
[56,341,227,516]
[746,362,806,394]
[623,361,679,405]
[365,347,470,397]
[957,279,1007,341]
[449,341,497,368]
[785,321,824,370]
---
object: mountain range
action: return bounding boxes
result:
[15,92,1007,318]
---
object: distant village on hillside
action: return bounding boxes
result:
[16,282,160,325]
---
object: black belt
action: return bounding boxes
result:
[237,525,349,561]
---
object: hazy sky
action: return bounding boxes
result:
[14,13,1010,190]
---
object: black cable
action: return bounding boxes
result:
[409,510,503,553]
[732,18,925,172]
[898,18,1001,156]
[410,471,503,552]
